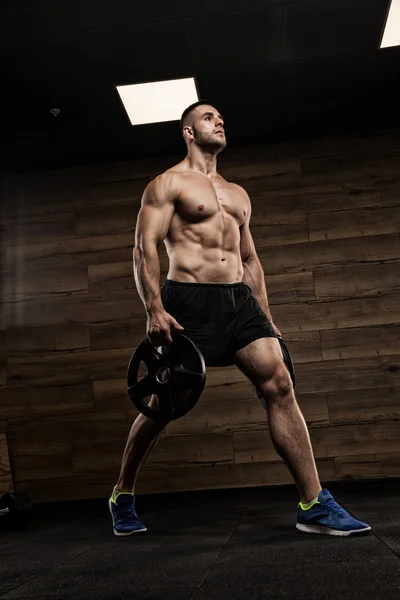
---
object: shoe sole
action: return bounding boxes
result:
[108,499,148,536]
[296,523,371,536]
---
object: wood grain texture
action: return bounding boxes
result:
[7,348,134,387]
[7,176,148,218]
[310,421,400,459]
[328,387,400,425]
[314,263,400,301]
[1,128,400,501]
[294,355,400,395]
[5,290,144,328]
[0,385,93,419]
[301,151,400,185]
[0,430,13,494]
[321,325,400,360]
[88,262,134,292]
[87,158,172,184]
[6,411,134,448]
[257,234,400,275]
[6,233,134,273]
[164,458,336,494]
[308,205,400,242]
[335,452,400,480]
[11,444,72,482]
[251,214,309,247]
[380,178,400,207]
[0,304,5,331]
[2,268,88,301]
[92,379,131,412]
[3,213,76,246]
[270,293,400,334]
[90,317,148,351]
[14,474,125,503]
[146,433,234,467]
[250,180,382,218]
[0,363,5,388]
[220,158,301,191]
[233,420,400,464]
[263,272,316,304]
[0,324,90,359]
[76,206,139,237]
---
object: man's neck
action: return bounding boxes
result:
[185,149,219,178]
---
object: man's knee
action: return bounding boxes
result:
[257,368,293,402]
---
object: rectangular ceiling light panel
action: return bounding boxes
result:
[380,0,400,48]
[116,77,199,125]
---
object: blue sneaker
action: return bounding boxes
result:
[109,489,147,536]
[296,488,371,536]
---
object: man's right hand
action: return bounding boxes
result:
[146,310,184,346]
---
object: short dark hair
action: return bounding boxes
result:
[180,99,216,132]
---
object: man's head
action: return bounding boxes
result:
[180,100,226,154]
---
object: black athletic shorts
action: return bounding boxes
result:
[161,279,278,367]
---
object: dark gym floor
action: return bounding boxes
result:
[1,478,400,600]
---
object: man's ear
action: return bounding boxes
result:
[183,126,194,141]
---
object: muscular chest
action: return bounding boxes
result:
[176,176,247,227]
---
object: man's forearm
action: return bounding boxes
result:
[242,256,273,321]
[133,246,164,315]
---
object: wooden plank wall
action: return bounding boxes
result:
[1,129,400,503]
[0,421,13,495]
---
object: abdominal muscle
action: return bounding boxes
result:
[165,219,244,284]
[167,246,244,284]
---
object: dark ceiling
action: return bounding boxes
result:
[1,0,399,173]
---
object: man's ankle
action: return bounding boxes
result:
[115,484,134,494]
[112,486,135,503]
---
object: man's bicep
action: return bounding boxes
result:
[134,176,175,250]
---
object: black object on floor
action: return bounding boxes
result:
[1,479,400,600]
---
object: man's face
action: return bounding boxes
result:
[187,105,226,152]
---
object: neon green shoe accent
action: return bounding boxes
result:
[110,486,134,505]
[299,499,321,511]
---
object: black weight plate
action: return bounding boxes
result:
[0,492,32,530]
[127,332,206,421]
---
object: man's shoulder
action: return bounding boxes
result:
[145,166,183,200]
[150,163,186,185]
[230,181,251,201]
[149,166,180,185]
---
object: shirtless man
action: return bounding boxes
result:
[109,100,371,538]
